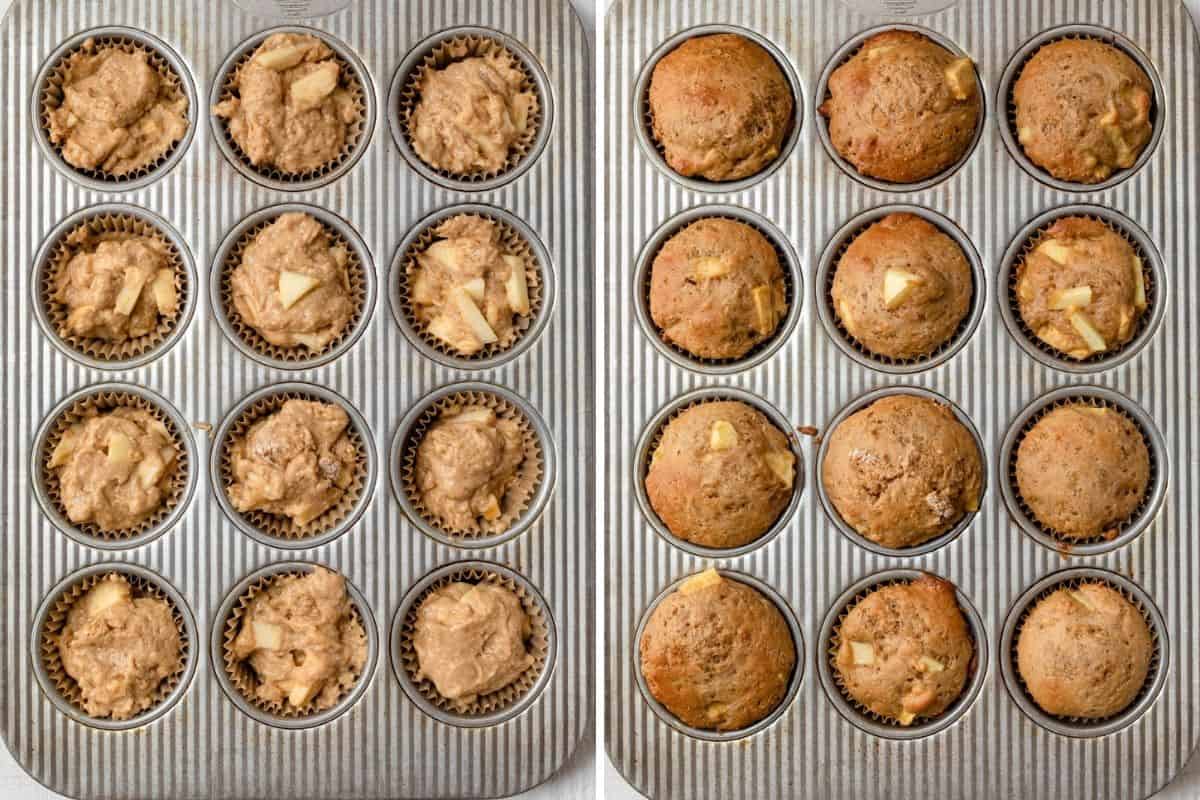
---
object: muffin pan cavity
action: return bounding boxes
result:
[999,568,1168,738]
[999,385,1167,556]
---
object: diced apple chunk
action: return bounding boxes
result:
[1069,311,1107,353]
[709,420,738,451]
[837,299,856,328]
[150,269,177,314]
[751,285,777,335]
[965,490,980,513]
[764,450,795,489]
[1036,240,1072,265]
[460,278,486,303]
[454,407,496,425]
[251,620,284,650]
[897,710,917,726]
[481,494,502,521]
[510,92,534,133]
[278,270,320,310]
[114,270,148,316]
[694,256,730,279]
[943,57,975,100]
[679,568,722,595]
[865,44,895,59]
[286,682,314,708]
[136,452,166,488]
[451,288,499,346]
[1099,101,1120,127]
[48,428,80,468]
[289,62,339,111]
[291,333,326,350]
[1048,285,1093,311]
[704,703,727,720]
[426,315,461,349]
[1131,256,1147,310]
[1017,126,1034,145]
[84,579,131,615]
[883,268,923,310]
[504,255,531,315]
[849,640,875,666]
[106,431,133,465]
[1068,589,1096,611]
[255,43,311,71]
[918,655,945,674]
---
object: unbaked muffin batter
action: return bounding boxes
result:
[413,581,534,707]
[47,39,188,175]
[230,212,355,351]
[57,575,181,720]
[49,407,178,532]
[230,567,367,711]
[226,399,358,527]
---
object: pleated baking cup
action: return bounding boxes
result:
[212,562,378,730]
[390,383,554,549]
[633,386,804,559]
[32,27,197,192]
[31,563,198,731]
[998,25,1166,193]
[389,204,555,370]
[389,27,553,192]
[32,205,197,370]
[999,386,1168,556]
[211,382,376,550]
[817,569,987,741]
[815,24,985,193]
[210,203,376,371]
[632,205,803,376]
[997,205,1167,374]
[391,561,556,728]
[632,24,803,194]
[632,569,804,742]
[999,568,1168,738]
[31,384,197,551]
[210,25,375,192]
[814,204,985,375]
[815,385,987,558]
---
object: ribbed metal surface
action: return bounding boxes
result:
[0,1,592,798]
[603,1,1198,798]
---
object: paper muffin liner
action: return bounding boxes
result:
[1008,215,1157,366]
[215,33,366,183]
[397,213,542,361]
[219,215,368,365]
[1008,575,1162,727]
[1006,395,1157,546]
[397,566,549,716]
[640,214,795,368]
[217,391,369,541]
[40,571,188,721]
[40,35,189,183]
[399,35,542,183]
[400,391,543,538]
[828,575,979,728]
[221,568,368,718]
[41,391,189,541]
[41,213,188,363]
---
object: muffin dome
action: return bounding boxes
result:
[649,218,787,360]
[1016,582,1153,718]
[831,213,973,360]
[1014,403,1150,540]
[645,400,795,550]
[648,33,793,182]
[640,569,795,731]
[1013,39,1154,184]
[822,395,982,550]
[834,575,973,725]
[1015,216,1147,360]
[819,30,980,183]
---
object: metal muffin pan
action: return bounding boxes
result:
[1,1,591,798]
[604,1,1199,799]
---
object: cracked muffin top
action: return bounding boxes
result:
[648,217,787,361]
[1013,38,1154,184]
[213,32,360,175]
[47,38,188,176]
[819,30,980,183]
[833,575,973,726]
[640,569,795,731]
[648,33,794,182]
[822,395,982,550]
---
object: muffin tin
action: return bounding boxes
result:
[1,1,590,799]
[605,1,1197,799]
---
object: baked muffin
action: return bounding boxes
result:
[226,399,359,528]
[831,213,973,360]
[822,395,982,550]
[1013,39,1154,184]
[48,406,179,533]
[47,38,188,176]
[230,567,367,711]
[819,31,979,183]
[833,575,973,726]
[645,400,795,549]
[230,212,356,352]
[55,575,182,720]
[413,581,534,709]
[648,33,793,182]
[1015,217,1147,359]
[1016,582,1153,718]
[648,218,787,360]
[213,33,360,175]
[640,569,795,731]
[1014,403,1150,540]
[408,215,533,356]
